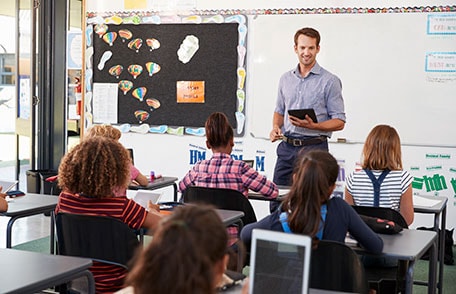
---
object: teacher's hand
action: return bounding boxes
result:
[269,127,283,142]
[289,115,316,129]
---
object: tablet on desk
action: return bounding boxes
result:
[288,109,318,122]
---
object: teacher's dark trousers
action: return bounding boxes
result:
[270,139,329,212]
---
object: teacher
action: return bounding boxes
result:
[270,27,346,187]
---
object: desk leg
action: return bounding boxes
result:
[234,219,244,272]
[6,216,19,248]
[50,211,55,254]
[83,270,96,294]
[173,183,178,202]
[437,206,446,294]
[428,240,437,294]
[405,260,415,294]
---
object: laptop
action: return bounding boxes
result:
[131,190,163,208]
[248,229,312,294]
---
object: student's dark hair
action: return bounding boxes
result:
[126,205,228,294]
[58,136,130,198]
[205,112,233,149]
[283,150,338,238]
[294,27,321,47]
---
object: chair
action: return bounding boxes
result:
[55,213,140,292]
[182,186,257,227]
[310,240,369,294]
[127,148,134,165]
[351,205,409,294]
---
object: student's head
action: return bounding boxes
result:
[126,205,229,294]
[362,124,402,170]
[294,27,320,47]
[205,112,234,151]
[283,150,339,237]
[58,136,130,198]
[85,124,121,141]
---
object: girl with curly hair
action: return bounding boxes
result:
[56,136,162,293]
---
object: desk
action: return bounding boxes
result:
[217,209,245,228]
[413,195,447,294]
[0,248,94,293]
[129,176,179,201]
[352,229,437,294]
[1,193,58,251]
[160,207,244,229]
[247,185,290,202]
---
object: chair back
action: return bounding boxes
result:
[56,213,140,268]
[351,205,408,228]
[127,148,134,165]
[311,240,369,294]
[182,186,257,225]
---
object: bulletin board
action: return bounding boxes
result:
[248,11,456,147]
[85,14,248,136]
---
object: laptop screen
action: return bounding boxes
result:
[249,229,311,294]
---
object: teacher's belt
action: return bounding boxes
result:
[282,135,327,147]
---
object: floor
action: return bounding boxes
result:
[0,214,51,248]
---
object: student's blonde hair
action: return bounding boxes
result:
[85,124,121,141]
[362,124,403,170]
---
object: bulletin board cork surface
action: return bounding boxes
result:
[92,22,239,129]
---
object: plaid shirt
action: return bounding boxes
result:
[179,153,278,245]
[179,153,278,198]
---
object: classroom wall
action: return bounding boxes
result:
[85,0,456,229]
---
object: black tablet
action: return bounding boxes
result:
[288,109,318,122]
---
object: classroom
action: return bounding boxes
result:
[0,0,455,293]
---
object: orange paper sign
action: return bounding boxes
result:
[176,81,205,103]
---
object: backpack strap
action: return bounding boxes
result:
[315,204,327,240]
[279,212,292,233]
[364,169,390,207]
[279,204,327,239]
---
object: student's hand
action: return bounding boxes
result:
[269,127,283,142]
[147,200,160,212]
[0,186,6,199]
[241,278,250,294]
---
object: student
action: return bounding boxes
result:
[119,205,229,294]
[179,112,278,198]
[85,124,149,190]
[55,136,163,293]
[240,150,383,254]
[345,124,414,226]
[0,187,7,212]
[179,112,278,246]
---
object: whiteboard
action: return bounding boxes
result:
[249,12,456,147]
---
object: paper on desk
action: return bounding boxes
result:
[279,188,290,196]
[249,188,290,197]
[413,195,441,207]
